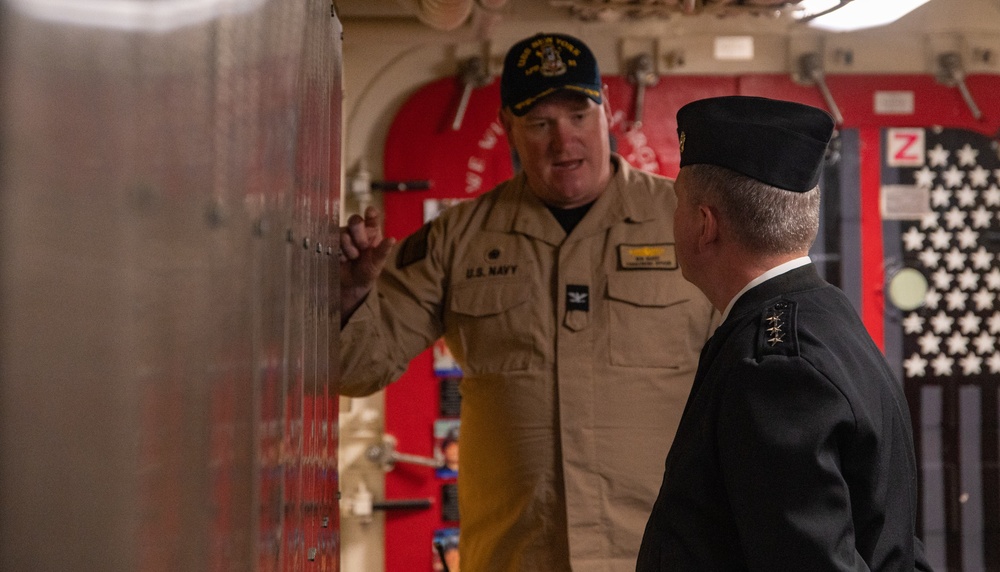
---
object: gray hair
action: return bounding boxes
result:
[685,163,820,255]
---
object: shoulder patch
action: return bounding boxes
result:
[396,223,431,269]
[757,300,799,358]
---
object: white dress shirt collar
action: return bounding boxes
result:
[719,256,812,323]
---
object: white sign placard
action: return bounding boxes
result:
[874,91,915,115]
[881,184,931,220]
[713,36,754,61]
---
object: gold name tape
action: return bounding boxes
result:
[619,244,677,269]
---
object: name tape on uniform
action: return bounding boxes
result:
[618,244,677,270]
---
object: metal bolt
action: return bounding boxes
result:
[205,200,225,228]
[253,218,269,237]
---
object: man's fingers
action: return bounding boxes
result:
[347,212,371,250]
[340,226,361,259]
[340,207,389,264]
[363,206,383,233]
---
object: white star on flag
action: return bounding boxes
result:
[971,247,994,270]
[985,269,1000,290]
[988,354,1000,374]
[919,249,942,268]
[944,207,967,229]
[944,248,968,270]
[930,187,951,207]
[986,353,1000,373]
[902,227,925,250]
[956,186,977,207]
[956,227,979,249]
[930,311,955,334]
[929,227,952,249]
[932,354,955,375]
[942,165,965,187]
[920,212,940,229]
[958,311,982,334]
[914,166,936,187]
[903,313,925,334]
[924,289,942,309]
[970,205,993,228]
[945,289,969,311]
[985,186,1000,206]
[928,144,949,167]
[960,354,983,375]
[969,165,990,187]
[972,288,996,311]
[932,267,953,289]
[917,331,943,354]
[956,143,979,166]
[988,312,1000,334]
[946,331,970,354]
[972,331,996,354]
[957,268,979,290]
[904,354,928,377]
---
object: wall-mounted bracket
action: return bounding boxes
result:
[451,56,491,131]
[626,53,659,130]
[796,52,844,126]
[936,52,983,121]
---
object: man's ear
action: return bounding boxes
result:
[499,107,513,134]
[698,204,720,250]
[499,108,518,151]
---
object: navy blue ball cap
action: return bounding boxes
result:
[676,96,835,193]
[501,33,602,116]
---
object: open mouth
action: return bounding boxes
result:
[552,159,583,171]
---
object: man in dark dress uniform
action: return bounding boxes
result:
[636,96,934,571]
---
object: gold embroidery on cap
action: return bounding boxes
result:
[539,43,567,77]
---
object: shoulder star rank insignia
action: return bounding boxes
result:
[757,300,799,357]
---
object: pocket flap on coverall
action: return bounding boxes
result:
[607,274,689,308]
[450,280,531,317]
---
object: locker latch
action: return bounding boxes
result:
[366,433,443,471]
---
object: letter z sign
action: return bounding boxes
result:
[886,128,925,167]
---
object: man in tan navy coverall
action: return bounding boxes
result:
[339,33,716,572]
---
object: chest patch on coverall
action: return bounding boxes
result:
[566,284,589,311]
[618,243,677,270]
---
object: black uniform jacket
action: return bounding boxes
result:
[636,264,933,571]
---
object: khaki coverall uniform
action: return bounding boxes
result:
[341,155,716,572]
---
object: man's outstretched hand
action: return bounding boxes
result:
[339,206,395,325]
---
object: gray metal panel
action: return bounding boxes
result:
[0,1,341,570]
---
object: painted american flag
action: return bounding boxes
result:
[896,128,1000,380]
